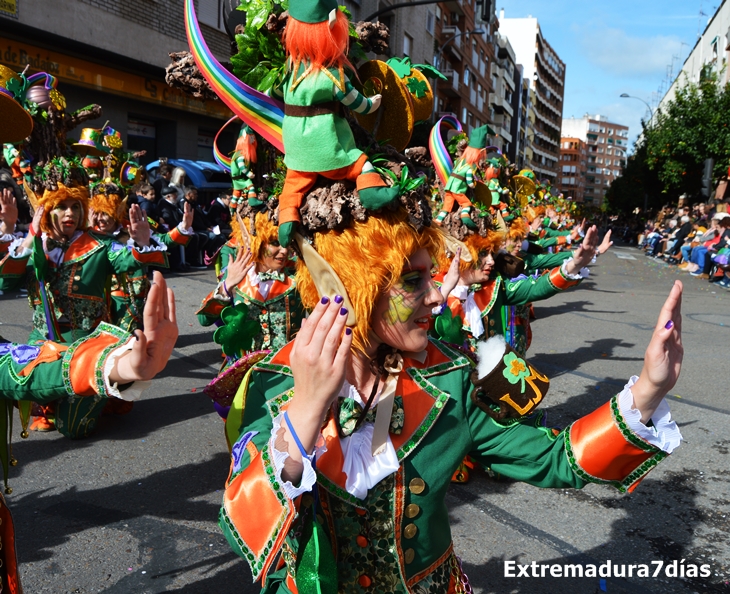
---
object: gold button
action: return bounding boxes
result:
[489,318,495,326]
[405,504,420,519]
[489,330,496,336]
[74,275,81,281]
[408,478,425,495]
[405,549,415,564]
[72,285,79,291]
[404,524,418,539]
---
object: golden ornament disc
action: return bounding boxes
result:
[474,180,491,207]
[49,89,67,111]
[353,60,414,152]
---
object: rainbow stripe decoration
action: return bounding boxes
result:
[213,116,239,172]
[184,0,285,153]
[26,72,58,91]
[429,114,463,186]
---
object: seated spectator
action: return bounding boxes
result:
[206,191,232,237]
[136,184,159,223]
[687,214,730,279]
[152,163,172,203]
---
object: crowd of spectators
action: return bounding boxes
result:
[637,199,730,289]
[135,164,234,272]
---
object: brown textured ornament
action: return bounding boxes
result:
[353,60,414,152]
[404,68,433,122]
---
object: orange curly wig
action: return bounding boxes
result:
[450,230,505,272]
[39,184,90,235]
[231,211,279,263]
[285,9,355,75]
[89,190,126,223]
[296,212,445,356]
[234,132,257,165]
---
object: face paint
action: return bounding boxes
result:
[383,270,427,326]
[50,199,82,239]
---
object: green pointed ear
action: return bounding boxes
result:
[293,233,357,326]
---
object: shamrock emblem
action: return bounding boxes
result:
[405,77,429,98]
[386,56,413,78]
[434,307,465,345]
[213,303,260,357]
[502,351,531,392]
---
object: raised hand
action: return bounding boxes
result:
[631,281,683,423]
[182,201,194,230]
[223,248,255,294]
[440,247,461,299]
[0,189,18,235]
[565,225,599,275]
[283,296,353,472]
[128,204,151,247]
[111,271,178,383]
[597,229,613,255]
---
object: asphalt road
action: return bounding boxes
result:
[0,244,728,594]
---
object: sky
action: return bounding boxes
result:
[497,0,717,150]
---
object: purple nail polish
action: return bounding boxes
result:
[665,320,674,330]
[340,307,348,316]
[321,296,329,305]
[334,294,344,304]
[345,328,352,336]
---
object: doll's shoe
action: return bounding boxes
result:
[248,197,264,208]
[278,221,297,248]
[29,416,55,432]
[358,184,400,210]
[460,214,477,230]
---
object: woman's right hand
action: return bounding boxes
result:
[283,296,353,468]
[223,248,254,294]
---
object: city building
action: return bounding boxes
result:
[498,11,565,182]
[490,33,517,159]
[431,0,498,136]
[557,138,587,203]
[0,0,234,164]
[659,0,730,114]
[561,115,629,205]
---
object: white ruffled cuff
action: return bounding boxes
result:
[9,236,31,258]
[618,376,683,454]
[560,260,589,280]
[102,339,152,401]
[127,238,168,253]
[212,280,232,302]
[176,223,194,236]
[270,412,321,500]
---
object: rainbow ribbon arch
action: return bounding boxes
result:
[429,114,463,186]
[184,0,285,153]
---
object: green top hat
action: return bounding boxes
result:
[238,124,254,138]
[289,0,339,24]
[468,124,494,149]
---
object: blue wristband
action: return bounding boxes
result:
[283,411,310,459]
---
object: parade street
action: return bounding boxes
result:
[0,244,727,594]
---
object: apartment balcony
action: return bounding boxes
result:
[444,0,465,16]
[489,92,514,117]
[438,67,460,97]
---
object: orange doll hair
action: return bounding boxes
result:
[39,184,90,234]
[296,211,445,356]
[230,211,278,263]
[285,9,355,75]
[235,132,258,165]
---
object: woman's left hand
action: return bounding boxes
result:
[631,280,683,423]
[129,204,151,247]
[597,229,613,254]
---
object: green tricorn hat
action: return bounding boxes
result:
[238,124,254,137]
[289,0,339,24]
[467,124,495,149]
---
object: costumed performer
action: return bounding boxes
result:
[219,205,684,591]
[434,124,492,230]
[0,161,169,436]
[270,0,400,247]
[230,124,259,211]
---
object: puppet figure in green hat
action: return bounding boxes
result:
[434,124,492,230]
[270,0,400,247]
[230,124,259,210]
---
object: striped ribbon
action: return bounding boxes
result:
[213,115,240,172]
[428,114,463,186]
[184,0,285,153]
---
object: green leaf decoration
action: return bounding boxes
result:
[405,77,429,98]
[413,64,448,81]
[434,307,465,345]
[386,56,413,78]
[213,303,260,357]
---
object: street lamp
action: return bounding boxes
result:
[432,28,486,121]
[620,93,655,125]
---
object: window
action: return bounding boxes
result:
[463,68,470,86]
[198,0,225,32]
[436,6,442,19]
[403,33,413,57]
[426,11,435,34]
